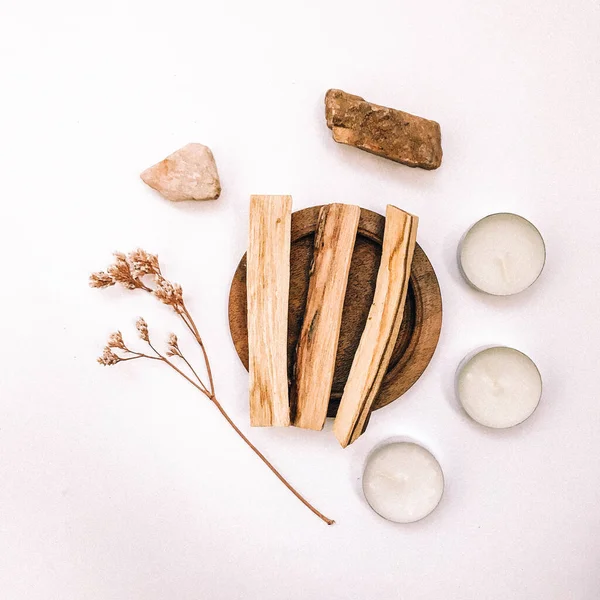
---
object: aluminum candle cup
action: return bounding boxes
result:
[362,442,444,523]
[459,213,546,296]
[457,346,542,429]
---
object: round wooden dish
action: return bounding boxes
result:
[228,206,442,418]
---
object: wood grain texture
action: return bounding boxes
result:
[291,204,360,430]
[333,205,418,447]
[247,195,292,427]
[229,206,442,420]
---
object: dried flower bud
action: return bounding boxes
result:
[107,331,127,351]
[166,332,181,357]
[89,272,115,288]
[107,255,138,290]
[128,249,160,278]
[153,278,184,311]
[136,317,149,342]
[98,347,120,366]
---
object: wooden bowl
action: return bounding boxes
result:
[228,206,442,417]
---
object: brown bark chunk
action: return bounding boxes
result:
[325,89,442,170]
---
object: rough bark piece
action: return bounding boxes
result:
[325,89,442,170]
[333,205,419,447]
[140,143,221,201]
[291,204,360,430]
[247,195,292,427]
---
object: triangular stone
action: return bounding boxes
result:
[141,143,221,201]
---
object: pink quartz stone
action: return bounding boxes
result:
[141,143,221,201]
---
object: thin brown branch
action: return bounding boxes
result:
[156,352,334,525]
[181,303,215,396]
[128,350,162,361]
[147,327,333,524]
[210,396,335,525]
[137,281,153,293]
[156,350,213,401]
[93,250,335,525]
[179,353,210,395]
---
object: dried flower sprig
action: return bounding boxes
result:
[91,249,334,525]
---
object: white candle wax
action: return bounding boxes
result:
[459,213,545,295]
[362,442,444,523]
[457,346,542,429]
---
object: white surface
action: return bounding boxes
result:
[363,442,444,523]
[1,1,600,599]
[458,347,542,429]
[460,213,546,295]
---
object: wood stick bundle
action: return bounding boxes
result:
[333,205,418,447]
[246,198,418,445]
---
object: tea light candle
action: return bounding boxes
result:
[459,213,545,295]
[457,346,542,428]
[362,442,444,523]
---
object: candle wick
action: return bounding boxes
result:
[378,471,399,483]
[483,368,502,395]
[497,253,510,282]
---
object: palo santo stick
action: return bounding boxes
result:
[247,195,292,427]
[333,205,418,447]
[292,204,361,430]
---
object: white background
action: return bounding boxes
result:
[1,0,599,598]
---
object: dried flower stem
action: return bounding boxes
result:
[92,250,334,525]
